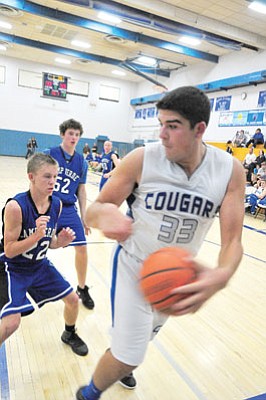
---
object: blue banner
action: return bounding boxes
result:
[257,90,266,108]
[215,96,232,111]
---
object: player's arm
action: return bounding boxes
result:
[4,201,48,258]
[171,158,246,315]
[216,157,245,280]
[77,183,89,234]
[85,147,144,241]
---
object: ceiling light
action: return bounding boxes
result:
[135,56,157,67]
[179,36,201,46]
[71,40,91,49]
[98,11,122,24]
[55,57,71,65]
[0,43,7,51]
[248,1,266,14]
[112,70,126,76]
[0,21,12,29]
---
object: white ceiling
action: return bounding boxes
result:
[0,0,266,84]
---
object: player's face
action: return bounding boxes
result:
[29,164,58,196]
[104,142,112,153]
[61,128,81,149]
[158,110,205,164]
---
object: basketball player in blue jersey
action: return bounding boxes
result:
[0,154,88,356]
[99,141,119,191]
[44,119,94,310]
[76,86,246,400]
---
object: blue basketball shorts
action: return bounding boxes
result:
[57,204,86,246]
[0,259,73,319]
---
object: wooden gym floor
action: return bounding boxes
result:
[0,156,265,400]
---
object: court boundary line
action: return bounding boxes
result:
[0,344,10,400]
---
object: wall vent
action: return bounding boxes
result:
[41,23,77,41]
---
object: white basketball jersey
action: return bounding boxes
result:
[123,142,233,259]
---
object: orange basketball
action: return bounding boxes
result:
[139,247,196,314]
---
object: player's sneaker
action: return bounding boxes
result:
[119,373,137,389]
[61,330,88,356]
[77,285,95,309]
[76,386,89,400]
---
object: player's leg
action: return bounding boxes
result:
[75,245,94,310]
[76,349,135,400]
[0,313,21,345]
[76,245,164,399]
[29,260,88,356]
[61,291,88,356]
[58,206,94,309]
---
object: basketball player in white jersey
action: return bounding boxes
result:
[76,86,246,400]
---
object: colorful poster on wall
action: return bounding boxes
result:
[257,90,266,108]
[42,72,68,99]
[218,109,266,127]
[215,96,232,111]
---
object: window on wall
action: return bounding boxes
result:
[0,65,6,83]
[18,69,42,89]
[68,79,89,97]
[99,84,120,102]
[17,69,89,97]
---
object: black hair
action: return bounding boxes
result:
[156,86,211,128]
[59,118,83,136]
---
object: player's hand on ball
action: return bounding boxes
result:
[169,262,231,316]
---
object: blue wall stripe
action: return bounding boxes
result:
[245,394,266,400]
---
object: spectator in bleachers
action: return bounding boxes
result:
[226,140,233,155]
[232,130,247,147]
[243,147,257,183]
[246,175,266,214]
[246,128,264,148]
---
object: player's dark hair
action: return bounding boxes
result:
[59,118,83,136]
[27,153,58,173]
[156,86,211,128]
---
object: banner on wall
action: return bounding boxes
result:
[133,105,159,127]
[218,109,266,127]
[209,98,214,111]
[257,90,266,108]
[42,72,68,100]
[215,96,232,111]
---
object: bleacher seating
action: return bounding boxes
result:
[206,142,264,162]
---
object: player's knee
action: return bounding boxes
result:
[64,291,79,308]
[2,314,21,339]
[75,245,87,255]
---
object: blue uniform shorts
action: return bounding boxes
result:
[0,259,73,318]
[57,204,86,245]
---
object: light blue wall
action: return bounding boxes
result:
[0,129,134,157]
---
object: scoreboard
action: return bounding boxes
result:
[42,72,68,99]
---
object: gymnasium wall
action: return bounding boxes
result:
[1,48,266,157]
[0,55,137,155]
[130,49,266,142]
[0,129,134,157]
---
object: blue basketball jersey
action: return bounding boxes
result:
[0,191,61,266]
[101,151,114,174]
[47,146,86,205]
